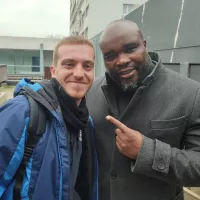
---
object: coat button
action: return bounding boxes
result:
[111,170,117,179]
[157,161,165,170]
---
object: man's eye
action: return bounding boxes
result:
[125,47,135,54]
[104,54,117,62]
[84,64,93,70]
[63,63,73,67]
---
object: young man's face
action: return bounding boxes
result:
[51,44,95,104]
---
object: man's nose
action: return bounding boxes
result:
[116,53,130,67]
[74,64,84,79]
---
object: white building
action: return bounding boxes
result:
[70,0,148,39]
[0,36,60,79]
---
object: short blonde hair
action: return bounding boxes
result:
[53,36,94,66]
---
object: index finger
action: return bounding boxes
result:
[106,115,128,132]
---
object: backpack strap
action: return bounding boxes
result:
[89,116,99,200]
[13,94,47,199]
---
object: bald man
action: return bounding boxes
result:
[87,20,200,200]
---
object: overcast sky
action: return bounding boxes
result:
[0,0,70,38]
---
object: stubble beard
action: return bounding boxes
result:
[117,54,150,92]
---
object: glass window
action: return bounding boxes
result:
[189,65,200,83]
[123,4,134,16]
[14,50,23,65]
[164,63,180,73]
[0,49,15,65]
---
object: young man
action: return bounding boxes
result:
[0,36,98,200]
[87,20,200,200]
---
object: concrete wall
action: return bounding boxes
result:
[124,0,200,53]
[88,0,122,39]
[0,65,7,83]
[44,51,53,67]
[91,0,200,83]
[0,36,60,50]
[70,0,148,38]
[88,0,148,39]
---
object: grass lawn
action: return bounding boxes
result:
[0,85,15,101]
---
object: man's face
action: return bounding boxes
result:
[51,44,94,103]
[100,25,148,90]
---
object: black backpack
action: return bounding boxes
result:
[13,94,47,199]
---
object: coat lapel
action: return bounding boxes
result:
[101,84,120,119]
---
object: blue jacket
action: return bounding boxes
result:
[0,79,98,200]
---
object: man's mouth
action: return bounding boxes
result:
[68,81,87,84]
[118,68,136,79]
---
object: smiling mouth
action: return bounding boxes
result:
[118,68,136,78]
[68,81,87,84]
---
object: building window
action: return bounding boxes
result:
[123,4,138,16]
[32,56,40,72]
[189,64,200,83]
[163,63,180,73]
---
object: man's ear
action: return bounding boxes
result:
[50,65,56,78]
[143,40,147,48]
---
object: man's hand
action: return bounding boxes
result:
[106,115,143,160]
